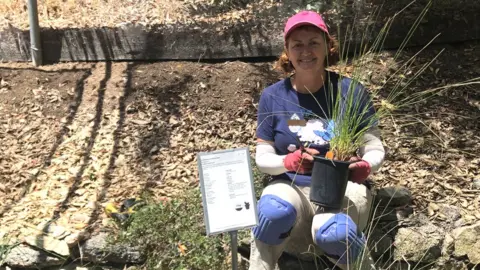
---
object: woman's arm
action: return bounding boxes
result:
[358,126,385,172]
[256,87,290,175]
[255,139,288,175]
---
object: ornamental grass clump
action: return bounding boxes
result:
[301,0,480,161]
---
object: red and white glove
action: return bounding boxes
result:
[348,156,372,184]
[283,148,319,174]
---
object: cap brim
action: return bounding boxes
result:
[284,21,329,41]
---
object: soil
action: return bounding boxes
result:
[0,40,479,246]
[0,59,281,242]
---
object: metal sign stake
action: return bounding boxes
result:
[230,230,238,270]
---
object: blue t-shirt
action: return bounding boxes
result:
[256,71,376,186]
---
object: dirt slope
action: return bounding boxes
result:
[0,41,479,243]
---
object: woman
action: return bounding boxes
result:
[250,10,385,270]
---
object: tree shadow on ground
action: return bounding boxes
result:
[54,62,110,216]
[35,27,120,260]
[85,62,134,232]
[247,61,282,102]
[80,38,191,237]
[134,69,193,197]
[32,62,112,265]
[135,73,190,158]
[0,66,93,217]
[375,42,480,158]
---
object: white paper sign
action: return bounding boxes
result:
[197,147,258,235]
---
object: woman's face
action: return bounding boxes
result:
[286,26,328,73]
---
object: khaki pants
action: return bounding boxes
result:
[249,180,375,270]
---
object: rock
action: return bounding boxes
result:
[78,232,145,264]
[454,218,465,228]
[277,253,330,270]
[399,213,431,228]
[393,224,443,263]
[373,205,413,223]
[52,226,69,239]
[441,233,454,256]
[238,241,332,270]
[71,213,89,224]
[35,223,70,240]
[41,263,130,270]
[439,204,461,223]
[65,231,90,247]
[452,222,480,264]
[374,187,412,207]
[368,228,393,263]
[4,244,63,268]
[24,235,70,257]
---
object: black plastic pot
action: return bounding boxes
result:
[309,156,351,210]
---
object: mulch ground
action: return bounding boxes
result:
[0,40,479,244]
[0,0,281,30]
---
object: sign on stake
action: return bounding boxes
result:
[197,147,258,269]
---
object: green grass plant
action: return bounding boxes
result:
[270,0,480,162]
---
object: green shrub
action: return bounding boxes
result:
[117,189,229,270]
[114,158,267,269]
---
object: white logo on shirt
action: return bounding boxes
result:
[288,114,331,146]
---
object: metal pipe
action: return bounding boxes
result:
[27,0,42,66]
[230,231,238,270]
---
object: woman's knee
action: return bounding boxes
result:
[311,213,366,265]
[252,181,302,245]
[343,182,373,231]
[344,182,371,206]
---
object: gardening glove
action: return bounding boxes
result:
[348,156,371,184]
[283,148,319,174]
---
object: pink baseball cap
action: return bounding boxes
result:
[284,11,329,42]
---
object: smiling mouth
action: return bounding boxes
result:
[299,58,317,63]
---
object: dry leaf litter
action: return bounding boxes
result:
[0,42,479,247]
[0,0,282,30]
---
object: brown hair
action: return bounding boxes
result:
[275,26,340,74]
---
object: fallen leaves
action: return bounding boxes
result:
[0,78,9,87]
[428,202,440,216]
[0,182,8,193]
[1,61,262,243]
[177,242,188,256]
[0,78,10,93]
[183,153,194,163]
[1,49,479,247]
[130,119,151,126]
[372,49,480,228]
